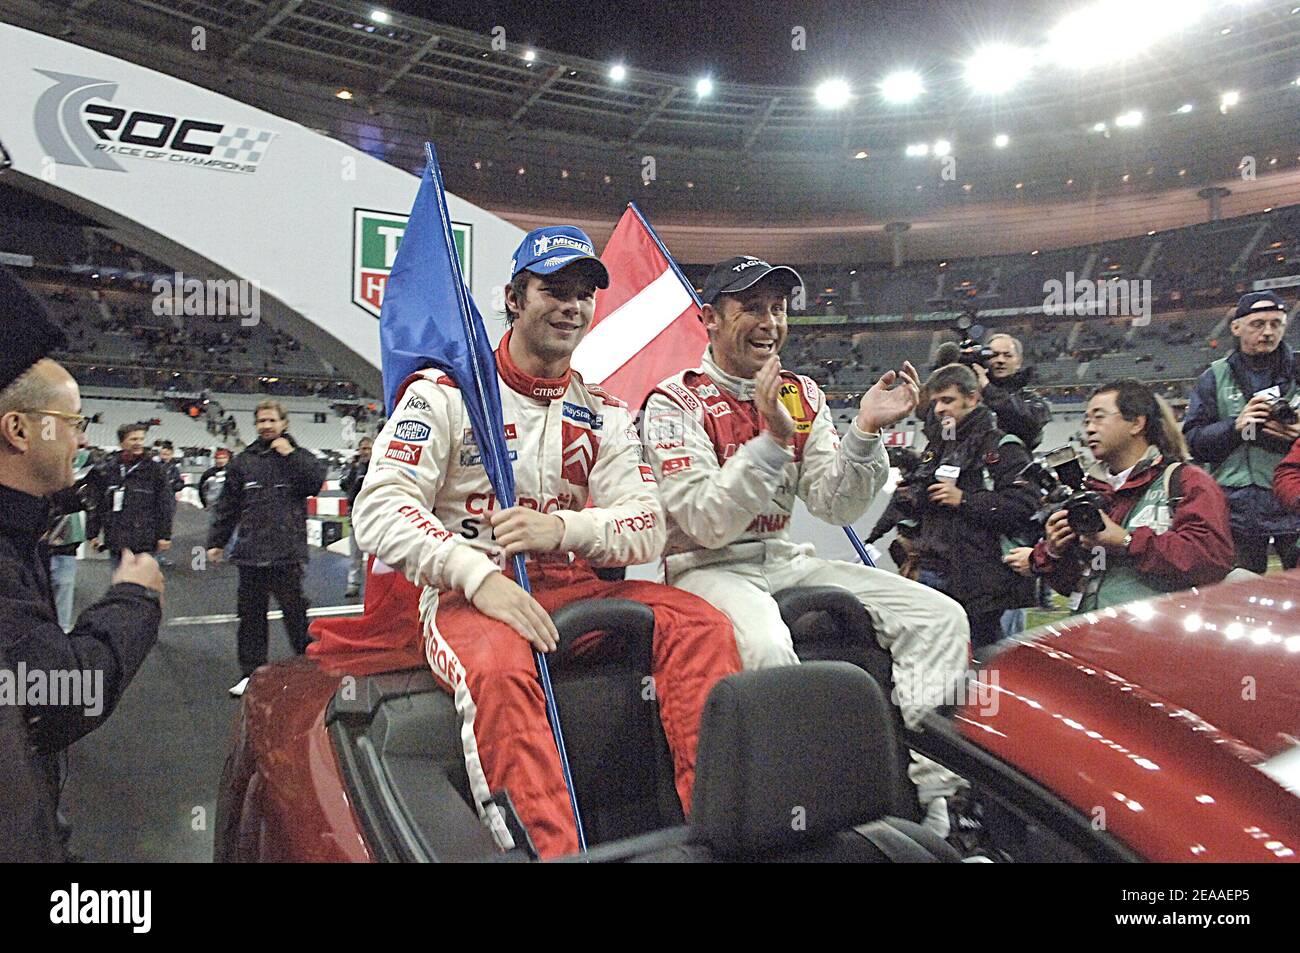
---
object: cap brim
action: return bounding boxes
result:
[711,264,804,302]
[526,255,611,288]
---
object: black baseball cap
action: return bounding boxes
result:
[700,256,803,306]
[0,266,68,391]
[1233,290,1289,321]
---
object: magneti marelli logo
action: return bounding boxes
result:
[353,208,473,318]
[34,69,275,174]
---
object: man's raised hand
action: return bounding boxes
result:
[857,360,921,433]
[754,355,796,445]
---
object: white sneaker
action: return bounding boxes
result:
[228,676,250,698]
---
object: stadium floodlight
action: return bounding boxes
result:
[696,76,714,97]
[335,89,354,100]
[854,150,869,159]
[1091,121,1107,132]
[994,133,1010,148]
[1220,90,1241,111]
[523,49,537,63]
[1046,0,1209,69]
[880,70,923,104]
[963,44,1033,95]
[1115,109,1143,128]
[1177,103,1194,113]
[609,63,627,82]
[905,143,929,157]
[370,9,390,24]
[815,79,852,109]
[933,139,952,157]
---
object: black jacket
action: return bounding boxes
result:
[0,482,161,838]
[982,367,1052,451]
[159,459,184,495]
[914,404,1039,614]
[207,436,327,566]
[198,464,230,509]
[84,452,174,553]
[340,456,369,510]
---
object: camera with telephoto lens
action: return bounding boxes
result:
[950,312,995,368]
[1018,445,1107,536]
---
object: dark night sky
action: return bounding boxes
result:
[389,0,1061,86]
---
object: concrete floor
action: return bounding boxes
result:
[60,503,357,862]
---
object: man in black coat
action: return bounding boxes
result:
[969,333,1052,451]
[0,267,163,859]
[913,363,1039,649]
[198,447,232,509]
[85,422,174,567]
[207,400,327,695]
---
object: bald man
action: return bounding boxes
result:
[0,340,163,853]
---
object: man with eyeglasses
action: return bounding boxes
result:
[0,267,163,859]
[1183,291,1300,574]
[968,332,1052,451]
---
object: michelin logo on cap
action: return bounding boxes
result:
[533,234,594,257]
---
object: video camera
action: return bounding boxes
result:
[1018,445,1107,536]
[936,312,995,369]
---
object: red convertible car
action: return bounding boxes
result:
[215,572,1300,863]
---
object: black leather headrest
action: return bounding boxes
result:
[689,662,905,858]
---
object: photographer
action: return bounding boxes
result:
[1182,291,1300,573]
[1034,379,1233,612]
[965,333,1051,450]
[913,364,1039,648]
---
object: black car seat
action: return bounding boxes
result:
[631,663,960,862]
[774,586,920,821]
[328,597,680,859]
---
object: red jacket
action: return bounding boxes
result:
[1273,439,1300,511]
[1031,452,1234,597]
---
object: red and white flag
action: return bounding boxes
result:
[572,204,707,410]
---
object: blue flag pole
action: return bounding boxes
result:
[382,143,586,852]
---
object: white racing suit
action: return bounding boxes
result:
[352,334,740,857]
[643,349,970,808]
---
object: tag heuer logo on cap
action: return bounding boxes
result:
[353,208,473,318]
[733,257,769,272]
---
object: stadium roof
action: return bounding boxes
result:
[5,0,1300,260]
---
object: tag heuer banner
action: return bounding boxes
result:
[354,208,473,319]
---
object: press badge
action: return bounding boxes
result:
[112,488,125,512]
[935,464,961,482]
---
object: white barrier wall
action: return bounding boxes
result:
[0,24,524,389]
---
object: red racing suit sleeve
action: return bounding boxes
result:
[353,376,499,601]
[1125,463,1234,586]
[642,389,792,549]
[1274,437,1300,511]
[552,404,667,566]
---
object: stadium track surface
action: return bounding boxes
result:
[59,502,355,862]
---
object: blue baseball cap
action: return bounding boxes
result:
[1233,290,1289,320]
[510,225,610,287]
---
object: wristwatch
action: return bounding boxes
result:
[1121,532,1134,551]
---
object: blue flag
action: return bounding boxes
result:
[380,143,517,511]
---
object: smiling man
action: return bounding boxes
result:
[345,226,741,859]
[643,255,971,829]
